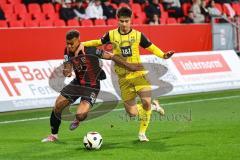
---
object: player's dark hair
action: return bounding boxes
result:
[117,7,132,18]
[66,30,80,40]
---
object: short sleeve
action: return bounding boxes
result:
[139,33,152,48]
[101,32,110,44]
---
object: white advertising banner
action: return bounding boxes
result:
[0,50,240,112]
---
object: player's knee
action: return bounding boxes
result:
[142,100,151,110]
[54,95,70,113]
[126,110,138,117]
[76,112,88,121]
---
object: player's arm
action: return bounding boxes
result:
[82,32,110,47]
[63,54,73,77]
[95,49,143,71]
[140,33,174,59]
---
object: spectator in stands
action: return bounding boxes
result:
[214,0,235,18]
[162,0,183,18]
[206,0,229,22]
[60,0,78,21]
[147,14,160,25]
[102,0,116,19]
[182,10,194,23]
[23,0,51,4]
[133,0,145,4]
[144,0,161,19]
[53,0,63,4]
[200,0,210,22]
[0,7,6,20]
[207,0,222,17]
[73,0,87,19]
[85,0,104,19]
[190,0,205,23]
[112,0,129,5]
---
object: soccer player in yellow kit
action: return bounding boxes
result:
[81,7,174,141]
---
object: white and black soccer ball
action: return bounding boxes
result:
[83,132,103,150]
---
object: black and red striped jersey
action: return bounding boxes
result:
[64,46,106,86]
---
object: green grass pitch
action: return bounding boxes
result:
[0,89,240,160]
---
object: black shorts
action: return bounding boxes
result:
[60,79,100,106]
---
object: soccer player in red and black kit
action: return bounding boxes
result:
[42,30,142,142]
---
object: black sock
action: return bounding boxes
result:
[50,110,61,134]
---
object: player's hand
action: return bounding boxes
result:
[75,43,85,57]
[63,69,72,77]
[126,63,144,71]
[163,51,175,59]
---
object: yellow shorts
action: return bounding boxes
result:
[118,75,152,101]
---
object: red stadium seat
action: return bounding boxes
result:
[32,12,46,21]
[0,0,7,6]
[182,3,191,16]
[161,11,169,19]
[18,12,32,21]
[111,3,118,10]
[159,3,165,13]
[4,12,17,21]
[42,3,55,15]
[25,20,39,27]
[166,18,177,24]
[214,3,223,14]
[28,3,42,15]
[94,19,106,26]
[1,4,14,14]
[7,0,22,4]
[14,4,27,14]
[131,3,142,17]
[67,19,79,26]
[9,20,24,27]
[81,19,93,26]
[138,12,147,23]
[232,3,240,16]
[177,17,184,23]
[107,18,118,26]
[132,18,143,25]
[47,13,60,20]
[39,20,53,27]
[54,19,66,27]
[0,20,8,28]
[160,18,166,24]
[119,3,129,8]
[55,3,61,13]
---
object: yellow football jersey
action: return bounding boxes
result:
[82,28,165,79]
[103,28,151,79]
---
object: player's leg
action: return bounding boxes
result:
[42,79,80,142]
[69,99,91,130]
[124,98,138,117]
[69,85,100,131]
[42,95,71,142]
[137,88,152,141]
[123,97,151,142]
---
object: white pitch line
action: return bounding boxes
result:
[0,94,239,124]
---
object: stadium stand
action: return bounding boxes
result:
[0,0,240,28]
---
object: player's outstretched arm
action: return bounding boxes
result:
[82,40,103,47]
[146,44,175,59]
[101,50,144,71]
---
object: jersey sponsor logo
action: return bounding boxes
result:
[172,54,231,75]
[120,46,132,57]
